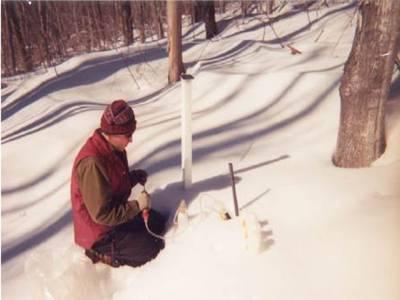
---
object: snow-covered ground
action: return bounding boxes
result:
[2,2,400,300]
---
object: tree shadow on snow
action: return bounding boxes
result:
[222,2,356,44]
[2,24,256,144]
[1,208,72,264]
[1,41,197,122]
[388,75,400,101]
[1,84,177,145]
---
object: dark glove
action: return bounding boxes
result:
[129,169,148,187]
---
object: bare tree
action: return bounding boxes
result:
[267,0,275,14]
[92,2,106,49]
[189,1,218,39]
[333,0,400,167]
[1,2,14,75]
[5,1,32,73]
[167,0,185,83]
[151,1,164,39]
[1,0,170,77]
[199,0,218,39]
[191,1,202,24]
[133,1,146,43]
[241,0,249,18]
[122,1,134,46]
[71,2,82,50]
[49,1,66,61]
[217,0,226,14]
[37,1,50,66]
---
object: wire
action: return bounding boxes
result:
[143,205,190,241]
[144,219,167,240]
[141,186,230,240]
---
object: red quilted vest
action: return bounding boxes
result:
[70,129,132,249]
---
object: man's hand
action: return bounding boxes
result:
[136,191,150,211]
[129,169,148,186]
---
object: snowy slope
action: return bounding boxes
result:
[2,3,400,300]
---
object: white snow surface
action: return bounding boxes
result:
[2,3,400,300]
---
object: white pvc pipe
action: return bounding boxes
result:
[181,74,194,189]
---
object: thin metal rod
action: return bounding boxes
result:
[229,162,239,217]
[181,74,194,189]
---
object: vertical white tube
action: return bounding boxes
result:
[181,74,194,189]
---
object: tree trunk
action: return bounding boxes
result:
[219,0,226,14]
[122,1,134,46]
[192,1,202,24]
[85,2,93,51]
[241,1,248,18]
[113,1,120,44]
[2,3,15,75]
[333,0,400,168]
[167,0,185,83]
[38,1,51,66]
[52,2,66,59]
[152,1,164,39]
[201,1,218,39]
[19,1,33,67]
[93,2,106,49]
[72,2,81,50]
[6,1,32,72]
[266,0,274,15]
[133,1,146,43]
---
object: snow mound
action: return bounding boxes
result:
[25,245,113,300]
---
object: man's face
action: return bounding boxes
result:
[108,133,133,151]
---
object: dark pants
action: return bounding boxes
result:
[87,210,166,268]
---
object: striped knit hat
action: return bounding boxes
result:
[101,100,136,135]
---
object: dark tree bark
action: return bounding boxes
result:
[266,0,275,15]
[191,1,202,24]
[122,1,134,46]
[93,2,106,49]
[191,1,218,39]
[151,1,164,39]
[38,1,51,65]
[1,0,169,76]
[71,1,81,49]
[2,5,10,74]
[84,2,93,51]
[2,3,15,75]
[333,0,400,167]
[218,0,226,14]
[6,1,32,72]
[200,1,218,39]
[51,1,66,59]
[85,1,103,50]
[133,1,146,43]
[167,0,185,83]
[241,0,249,17]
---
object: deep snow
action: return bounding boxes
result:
[2,2,400,300]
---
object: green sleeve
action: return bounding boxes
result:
[77,157,141,226]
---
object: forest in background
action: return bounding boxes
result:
[1,0,343,77]
[2,0,231,77]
